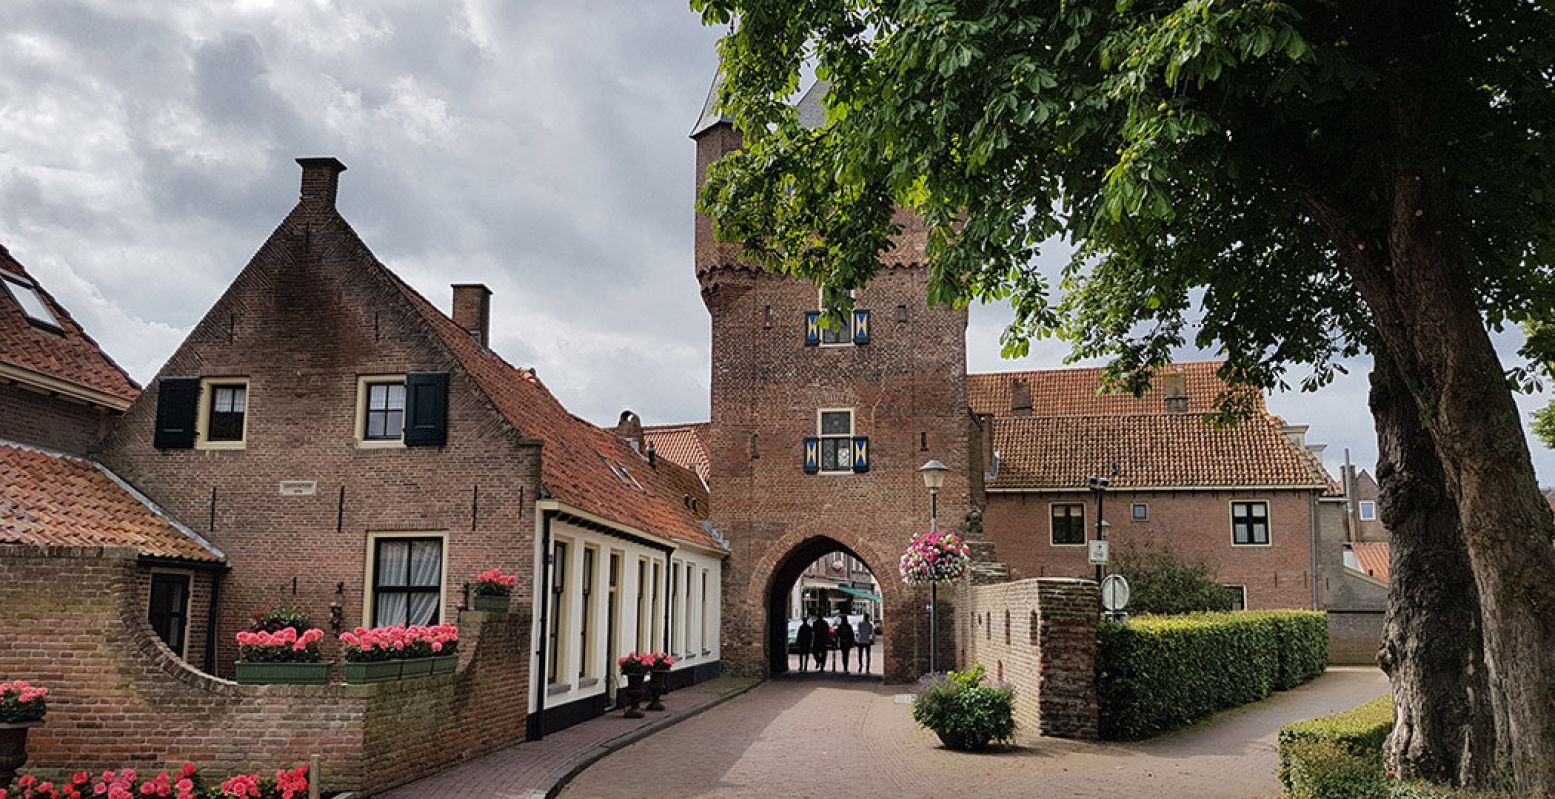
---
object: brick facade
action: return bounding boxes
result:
[697,121,971,682]
[984,489,1321,610]
[96,171,542,676]
[964,578,1099,739]
[0,382,113,455]
[0,544,528,796]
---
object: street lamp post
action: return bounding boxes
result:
[1087,475,1110,584]
[919,459,949,674]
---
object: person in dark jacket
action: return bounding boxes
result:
[810,614,831,671]
[855,612,874,673]
[835,614,856,673]
[795,618,813,672]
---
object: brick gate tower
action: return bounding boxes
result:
[692,80,974,681]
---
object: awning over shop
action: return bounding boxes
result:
[834,585,882,604]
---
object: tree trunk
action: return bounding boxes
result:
[1370,352,1501,786]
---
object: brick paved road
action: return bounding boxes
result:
[562,666,1388,799]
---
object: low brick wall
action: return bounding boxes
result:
[0,545,530,796]
[964,577,1099,739]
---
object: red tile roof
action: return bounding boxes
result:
[1351,541,1391,582]
[643,423,711,480]
[0,441,221,561]
[988,413,1334,491]
[328,218,721,554]
[968,361,1256,418]
[0,245,138,405]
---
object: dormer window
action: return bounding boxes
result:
[1,270,62,331]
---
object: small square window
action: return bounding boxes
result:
[1357,500,1377,522]
[1051,503,1086,546]
[1131,503,1149,522]
[1231,501,1270,545]
[1,272,62,330]
[207,384,247,441]
[1222,585,1247,611]
[365,382,406,440]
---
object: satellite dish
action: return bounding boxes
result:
[1101,574,1131,612]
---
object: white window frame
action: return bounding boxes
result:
[362,531,449,628]
[1222,584,1248,611]
[195,378,249,450]
[1358,500,1377,522]
[1049,501,1087,547]
[355,375,408,449]
[816,408,855,474]
[1230,500,1272,547]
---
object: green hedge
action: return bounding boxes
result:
[1276,697,1511,799]
[1097,610,1328,740]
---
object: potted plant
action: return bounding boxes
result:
[910,665,1015,751]
[340,626,405,684]
[646,652,675,711]
[0,679,48,790]
[340,624,460,683]
[616,652,654,719]
[234,627,330,685]
[472,568,518,613]
[250,605,311,633]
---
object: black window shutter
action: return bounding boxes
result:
[153,377,201,449]
[403,372,449,446]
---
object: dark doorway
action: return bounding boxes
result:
[766,536,884,677]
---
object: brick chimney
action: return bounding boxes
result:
[451,284,492,347]
[616,410,644,453]
[1163,367,1189,413]
[296,157,347,206]
[1010,379,1033,416]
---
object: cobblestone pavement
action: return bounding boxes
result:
[379,676,758,799]
[562,667,1388,799]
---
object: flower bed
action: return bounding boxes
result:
[0,681,47,725]
[899,529,970,583]
[2,762,309,799]
[339,625,459,684]
[1097,610,1328,740]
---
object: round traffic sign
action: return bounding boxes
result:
[1101,574,1131,612]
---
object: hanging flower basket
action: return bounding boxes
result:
[899,529,971,584]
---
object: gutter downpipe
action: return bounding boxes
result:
[531,509,555,741]
[1310,493,1321,610]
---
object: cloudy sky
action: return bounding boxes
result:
[2,0,1551,482]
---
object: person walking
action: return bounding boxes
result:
[856,613,874,674]
[810,614,830,672]
[795,617,813,673]
[835,613,856,673]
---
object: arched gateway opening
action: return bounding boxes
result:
[766,536,889,677]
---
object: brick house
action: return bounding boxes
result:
[0,243,227,670]
[94,158,725,738]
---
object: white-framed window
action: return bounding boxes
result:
[1358,500,1377,522]
[700,568,710,654]
[817,289,858,346]
[635,558,649,653]
[148,570,194,658]
[366,532,446,627]
[1051,503,1087,546]
[548,538,571,684]
[1131,503,1149,522]
[579,545,598,680]
[818,409,854,473]
[1231,501,1271,546]
[196,378,249,450]
[355,376,407,448]
[1,269,62,330]
[1222,585,1247,611]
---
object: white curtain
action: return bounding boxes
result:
[407,540,442,624]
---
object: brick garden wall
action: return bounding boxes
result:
[0,545,530,797]
[964,577,1099,739]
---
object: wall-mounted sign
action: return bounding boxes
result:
[278,480,317,496]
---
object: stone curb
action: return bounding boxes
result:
[540,678,762,799]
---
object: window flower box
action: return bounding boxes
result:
[473,594,511,613]
[343,659,405,684]
[472,568,517,613]
[429,654,458,675]
[399,658,433,679]
[234,660,332,685]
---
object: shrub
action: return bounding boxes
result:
[1111,543,1237,615]
[910,665,1016,750]
[1276,698,1513,799]
[249,606,310,633]
[1098,610,1328,739]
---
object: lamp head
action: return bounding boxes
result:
[919,459,949,491]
